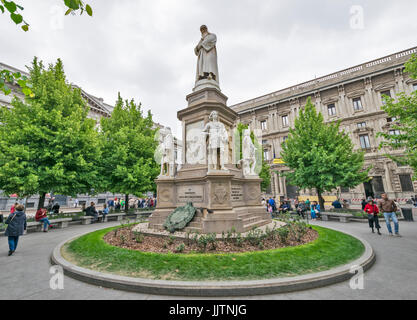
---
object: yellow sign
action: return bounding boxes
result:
[273,158,285,164]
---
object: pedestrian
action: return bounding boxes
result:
[332,199,342,209]
[74,198,79,208]
[52,201,60,215]
[311,201,320,220]
[361,198,367,211]
[378,193,401,237]
[412,195,417,207]
[102,204,109,223]
[268,197,276,213]
[364,199,381,235]
[10,202,18,214]
[5,204,27,256]
[35,207,51,232]
[85,202,99,222]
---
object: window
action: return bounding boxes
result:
[353,97,363,111]
[282,115,289,127]
[260,120,267,130]
[262,140,267,145]
[389,129,400,136]
[399,174,414,192]
[359,134,371,149]
[263,149,270,161]
[357,122,366,128]
[413,83,417,92]
[387,117,397,123]
[283,136,288,142]
[327,104,336,116]
[381,90,391,105]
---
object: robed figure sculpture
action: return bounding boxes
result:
[195,25,219,85]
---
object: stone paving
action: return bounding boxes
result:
[0,219,416,300]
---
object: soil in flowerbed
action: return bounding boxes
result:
[103,226,319,254]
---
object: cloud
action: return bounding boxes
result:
[1,0,416,134]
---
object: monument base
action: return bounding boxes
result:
[150,86,271,234]
[149,166,271,234]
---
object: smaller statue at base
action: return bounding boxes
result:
[203,111,229,172]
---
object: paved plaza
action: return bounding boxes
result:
[0,219,416,300]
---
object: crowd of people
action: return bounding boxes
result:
[262,197,321,221]
[2,192,413,256]
[106,197,157,211]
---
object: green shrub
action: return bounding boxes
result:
[175,243,186,253]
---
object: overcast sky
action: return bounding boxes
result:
[1,0,416,134]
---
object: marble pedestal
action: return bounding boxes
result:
[149,87,271,234]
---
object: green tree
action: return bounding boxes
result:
[378,54,417,177]
[99,94,159,211]
[236,123,271,192]
[0,57,101,209]
[281,97,369,209]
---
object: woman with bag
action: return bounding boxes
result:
[364,199,381,235]
[5,204,27,256]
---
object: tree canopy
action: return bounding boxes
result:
[378,54,417,177]
[99,94,159,209]
[281,97,369,208]
[0,58,100,208]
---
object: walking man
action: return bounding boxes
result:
[378,193,401,237]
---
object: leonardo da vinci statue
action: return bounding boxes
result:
[195,25,219,88]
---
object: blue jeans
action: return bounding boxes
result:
[40,218,50,230]
[383,212,399,234]
[8,236,19,252]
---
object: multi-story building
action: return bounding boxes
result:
[230,46,417,205]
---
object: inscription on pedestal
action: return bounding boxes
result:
[231,185,244,202]
[177,185,205,203]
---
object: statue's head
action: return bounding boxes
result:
[200,25,208,34]
[209,111,218,121]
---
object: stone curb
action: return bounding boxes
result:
[51,225,375,297]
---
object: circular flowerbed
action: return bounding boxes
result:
[103,223,318,254]
[63,224,364,281]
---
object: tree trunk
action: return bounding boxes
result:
[37,192,47,210]
[125,194,129,213]
[317,189,325,212]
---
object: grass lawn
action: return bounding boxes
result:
[65,225,365,281]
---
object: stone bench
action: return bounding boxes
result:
[80,213,126,225]
[27,218,72,232]
[321,212,353,223]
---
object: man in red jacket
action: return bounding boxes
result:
[364,199,381,235]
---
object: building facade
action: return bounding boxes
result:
[230,47,417,205]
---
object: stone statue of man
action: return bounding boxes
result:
[195,25,219,84]
[203,111,228,171]
[242,129,257,176]
[159,128,175,177]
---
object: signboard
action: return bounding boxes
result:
[273,158,285,164]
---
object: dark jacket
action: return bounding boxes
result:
[5,210,27,237]
[85,206,98,216]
